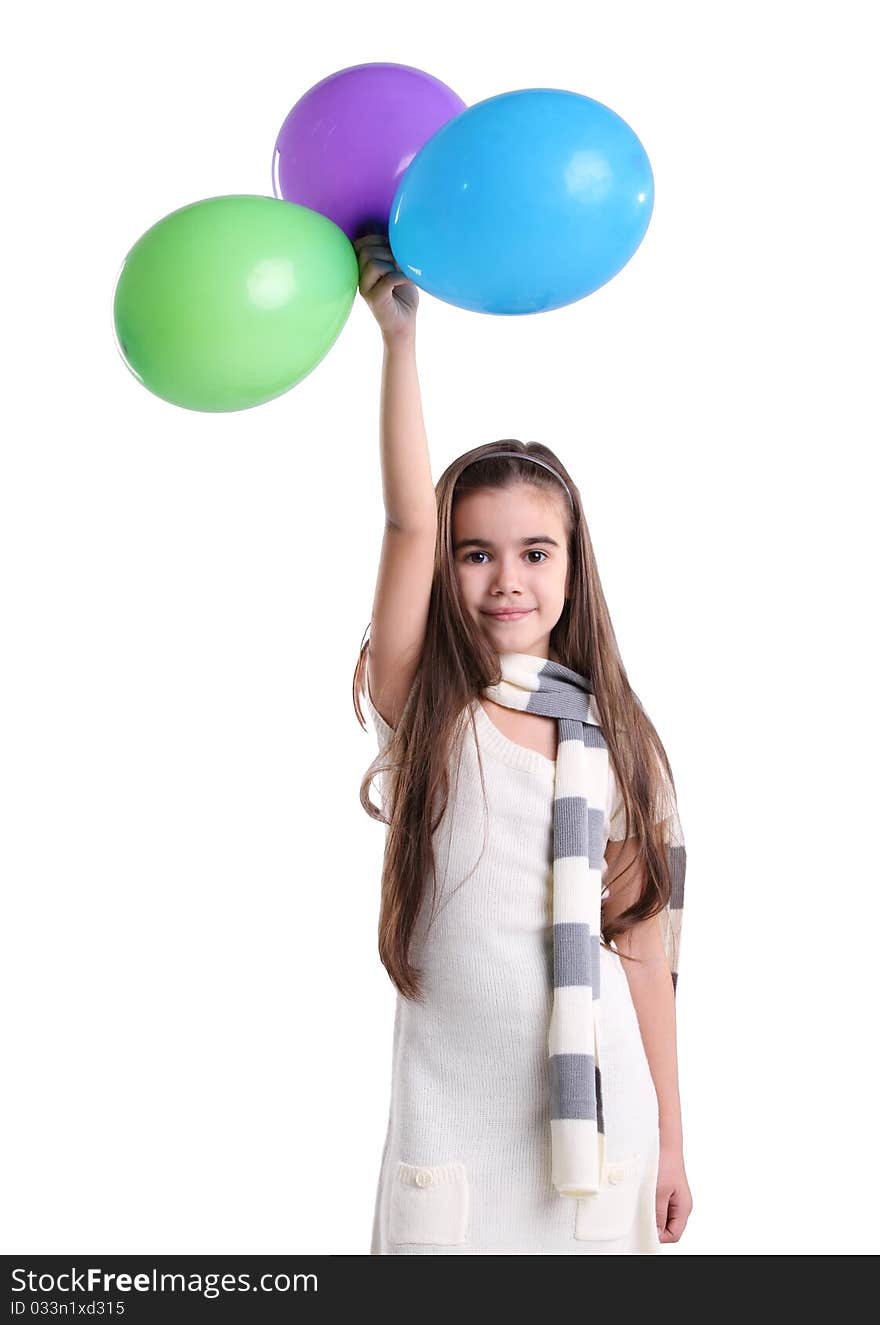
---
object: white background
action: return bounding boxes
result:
[3,0,877,1255]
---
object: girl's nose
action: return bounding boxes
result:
[491,561,524,593]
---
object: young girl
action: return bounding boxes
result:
[352,233,692,1256]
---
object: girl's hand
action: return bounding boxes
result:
[354,232,419,342]
[656,1146,693,1244]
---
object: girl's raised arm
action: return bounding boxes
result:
[355,234,437,731]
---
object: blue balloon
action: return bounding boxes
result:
[389,88,654,315]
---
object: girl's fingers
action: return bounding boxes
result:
[360,265,401,298]
[355,234,393,259]
[375,270,413,300]
[357,247,396,273]
[662,1210,689,1242]
[656,1187,690,1243]
[358,251,396,276]
[655,1192,670,1241]
[353,233,418,326]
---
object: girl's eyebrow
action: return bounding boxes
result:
[453,535,561,552]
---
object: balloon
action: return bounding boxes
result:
[113,195,358,412]
[272,62,466,242]
[388,88,655,315]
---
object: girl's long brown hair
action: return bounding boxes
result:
[353,440,680,1001]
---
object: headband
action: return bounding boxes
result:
[460,451,574,511]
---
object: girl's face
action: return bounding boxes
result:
[452,484,571,661]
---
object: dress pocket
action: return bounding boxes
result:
[573,1153,642,1242]
[388,1160,470,1246]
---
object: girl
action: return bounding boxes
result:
[352,233,692,1256]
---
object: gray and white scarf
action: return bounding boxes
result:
[481,651,686,1197]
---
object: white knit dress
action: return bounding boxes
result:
[364,684,662,1255]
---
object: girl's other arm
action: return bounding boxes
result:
[355,235,437,730]
[604,837,694,1243]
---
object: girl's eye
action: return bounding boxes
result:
[463,550,548,565]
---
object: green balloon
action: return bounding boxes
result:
[113,195,358,412]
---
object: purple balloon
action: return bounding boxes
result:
[272,62,467,242]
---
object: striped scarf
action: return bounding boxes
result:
[481,651,686,1198]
